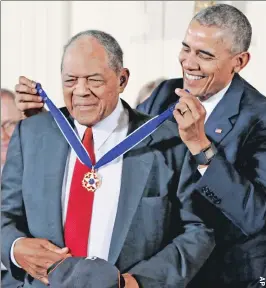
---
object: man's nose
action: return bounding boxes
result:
[74,78,91,97]
[182,54,199,71]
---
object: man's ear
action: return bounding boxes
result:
[118,68,130,93]
[233,51,250,73]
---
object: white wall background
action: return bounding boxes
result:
[2,1,266,108]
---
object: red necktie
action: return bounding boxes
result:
[64,127,95,257]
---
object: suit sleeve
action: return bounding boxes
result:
[1,122,29,281]
[196,117,266,236]
[126,200,215,287]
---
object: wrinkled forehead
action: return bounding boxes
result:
[62,36,110,75]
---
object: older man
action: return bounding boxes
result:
[1,89,24,288]
[137,4,266,288]
[1,30,214,287]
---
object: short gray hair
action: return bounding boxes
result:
[61,30,123,74]
[193,4,252,54]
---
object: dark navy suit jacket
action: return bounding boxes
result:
[137,74,266,287]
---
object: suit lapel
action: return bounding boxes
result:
[205,74,244,145]
[42,109,71,247]
[108,103,155,264]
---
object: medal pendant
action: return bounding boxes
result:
[82,168,101,192]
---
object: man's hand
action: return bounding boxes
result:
[15,76,45,117]
[122,273,139,288]
[173,88,210,155]
[13,238,71,286]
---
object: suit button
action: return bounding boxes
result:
[213,198,221,205]
[208,192,214,200]
[201,186,209,194]
[205,189,212,196]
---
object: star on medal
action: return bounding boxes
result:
[82,169,101,192]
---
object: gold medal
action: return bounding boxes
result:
[82,168,101,192]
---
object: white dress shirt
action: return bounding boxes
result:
[198,82,231,175]
[11,99,129,266]
[202,82,231,123]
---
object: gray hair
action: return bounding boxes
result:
[61,30,123,74]
[193,4,252,54]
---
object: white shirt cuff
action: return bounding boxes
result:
[197,166,208,176]
[10,237,25,268]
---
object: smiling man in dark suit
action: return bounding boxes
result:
[138,4,266,288]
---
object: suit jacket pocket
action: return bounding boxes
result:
[141,195,170,228]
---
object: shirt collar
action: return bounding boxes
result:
[74,99,124,150]
[201,81,231,122]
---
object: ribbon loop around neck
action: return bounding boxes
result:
[36,83,178,170]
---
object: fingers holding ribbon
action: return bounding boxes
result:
[173,88,210,154]
[173,88,206,127]
[14,76,44,117]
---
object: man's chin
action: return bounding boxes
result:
[71,109,99,127]
[76,117,99,127]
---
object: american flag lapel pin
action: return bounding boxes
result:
[215,128,222,134]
